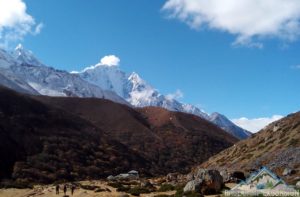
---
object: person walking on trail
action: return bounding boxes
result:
[55,184,59,195]
[63,184,67,195]
[71,185,76,195]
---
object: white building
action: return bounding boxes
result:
[227,167,298,196]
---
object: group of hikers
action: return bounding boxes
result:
[55,184,76,195]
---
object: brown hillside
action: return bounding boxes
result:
[0,86,150,184]
[34,96,238,175]
[200,111,300,183]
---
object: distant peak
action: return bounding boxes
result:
[15,43,24,50]
[14,44,33,55]
[12,44,43,67]
[129,72,142,82]
[130,72,139,78]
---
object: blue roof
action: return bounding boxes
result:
[234,166,287,189]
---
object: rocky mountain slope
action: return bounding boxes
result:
[200,111,300,183]
[0,46,127,104]
[35,95,238,175]
[209,113,252,139]
[76,64,209,119]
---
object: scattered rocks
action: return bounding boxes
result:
[128,170,139,178]
[165,172,187,184]
[166,173,179,182]
[220,170,230,183]
[107,170,139,181]
[107,175,115,181]
[186,173,194,182]
[296,181,300,189]
[140,180,153,188]
[183,180,201,193]
[282,168,295,176]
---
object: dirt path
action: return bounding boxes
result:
[0,181,176,197]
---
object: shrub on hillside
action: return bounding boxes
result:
[80,184,100,190]
[158,183,175,192]
[107,182,123,188]
[128,186,151,196]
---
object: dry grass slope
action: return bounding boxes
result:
[200,111,300,183]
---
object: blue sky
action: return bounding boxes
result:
[1,0,300,131]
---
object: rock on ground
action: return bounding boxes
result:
[185,168,223,195]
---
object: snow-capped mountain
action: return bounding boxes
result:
[0,48,39,95]
[0,46,127,104]
[75,57,251,139]
[13,44,45,67]
[209,112,252,139]
[75,61,209,119]
[0,45,251,139]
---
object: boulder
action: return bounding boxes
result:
[296,181,300,189]
[128,170,139,178]
[115,173,138,180]
[220,170,230,183]
[183,180,202,193]
[282,168,295,176]
[193,168,223,195]
[186,173,195,182]
[107,175,115,181]
[230,171,246,182]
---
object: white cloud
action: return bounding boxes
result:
[33,23,44,35]
[231,115,283,133]
[162,0,300,47]
[0,0,42,48]
[80,55,121,72]
[166,89,184,100]
[100,55,120,66]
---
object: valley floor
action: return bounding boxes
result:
[0,181,235,197]
[0,180,175,197]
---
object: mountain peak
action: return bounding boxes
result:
[15,43,24,51]
[14,43,31,56]
[12,44,43,67]
[209,112,252,139]
[128,72,144,83]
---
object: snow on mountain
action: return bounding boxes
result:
[0,48,39,94]
[0,46,251,139]
[0,46,127,105]
[76,58,209,119]
[75,56,251,139]
[209,112,252,139]
[13,44,44,67]
[0,48,17,69]
[0,72,39,95]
